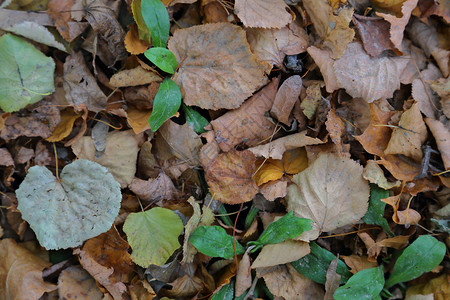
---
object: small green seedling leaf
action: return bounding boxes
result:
[16,159,121,250]
[189,225,245,259]
[334,266,385,300]
[292,242,352,284]
[183,104,209,134]
[248,212,312,252]
[0,33,55,112]
[144,47,177,74]
[141,0,170,48]
[385,235,446,288]
[123,207,183,267]
[211,280,234,300]
[148,77,181,131]
[362,184,393,236]
[131,0,152,43]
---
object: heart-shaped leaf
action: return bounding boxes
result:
[16,159,121,250]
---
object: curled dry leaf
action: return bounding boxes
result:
[46,108,80,142]
[129,172,178,205]
[0,148,14,166]
[325,109,346,156]
[363,160,401,190]
[168,22,267,110]
[430,77,450,118]
[235,252,252,297]
[210,78,279,152]
[286,152,369,240]
[110,66,162,87]
[204,150,259,204]
[234,0,293,29]
[341,255,378,274]
[412,63,442,119]
[425,118,450,170]
[124,24,149,55]
[271,75,303,125]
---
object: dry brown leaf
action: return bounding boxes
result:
[256,264,324,300]
[334,42,409,103]
[412,63,442,118]
[400,41,427,85]
[201,0,228,23]
[71,130,140,187]
[14,146,33,165]
[199,130,220,169]
[425,118,450,170]
[126,106,152,135]
[246,23,308,71]
[363,160,401,189]
[129,173,178,205]
[384,102,428,162]
[63,52,108,112]
[259,180,288,201]
[376,0,418,52]
[204,150,259,204]
[307,47,340,93]
[405,274,450,300]
[430,77,450,118]
[303,0,354,58]
[324,257,341,300]
[341,255,378,274]
[235,252,252,297]
[0,239,56,300]
[110,66,162,87]
[46,108,80,142]
[124,24,149,55]
[48,0,75,42]
[301,82,322,120]
[248,131,323,160]
[286,152,369,240]
[0,114,53,142]
[353,14,395,57]
[74,226,134,300]
[210,78,279,152]
[378,155,421,181]
[58,265,104,300]
[251,240,310,269]
[271,75,302,125]
[325,109,346,156]
[0,148,14,166]
[234,0,293,29]
[168,23,267,110]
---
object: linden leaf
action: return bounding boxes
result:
[16,159,121,250]
[123,207,183,267]
[0,33,55,112]
[234,0,293,29]
[286,153,369,240]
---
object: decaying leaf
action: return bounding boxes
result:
[353,14,395,57]
[271,75,303,125]
[412,63,442,119]
[252,240,310,269]
[286,152,369,240]
[129,172,178,205]
[58,265,103,300]
[363,160,401,190]
[425,118,450,170]
[234,0,293,29]
[204,150,259,204]
[168,22,267,110]
[110,66,162,87]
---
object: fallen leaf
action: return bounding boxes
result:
[378,155,421,181]
[341,255,378,274]
[204,150,259,204]
[256,264,324,300]
[259,179,288,201]
[48,0,75,42]
[303,0,355,58]
[363,160,401,189]
[14,146,34,164]
[412,63,442,118]
[251,240,310,269]
[324,257,341,300]
[126,105,152,134]
[16,159,122,249]
[234,0,293,29]
[384,102,428,162]
[286,152,369,240]
[425,118,450,170]
[128,276,157,300]
[382,193,421,225]
[72,130,140,188]
[271,75,302,125]
[0,148,14,166]
[430,77,450,118]
[58,265,103,300]
[307,46,340,93]
[376,0,418,52]
[301,82,322,120]
[63,52,107,112]
[168,22,267,110]
[210,78,278,152]
[248,131,324,160]
[353,14,395,57]
[0,239,56,300]
[110,66,162,87]
[400,41,427,85]
[199,130,220,168]
[129,172,178,205]
[235,252,252,297]
[46,108,80,142]
[406,274,450,300]
[325,109,346,156]
[124,23,149,55]
[246,24,308,71]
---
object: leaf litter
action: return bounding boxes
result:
[0,0,449,299]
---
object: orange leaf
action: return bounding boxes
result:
[46,108,80,142]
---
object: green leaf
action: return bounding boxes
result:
[189,225,245,259]
[211,280,234,300]
[16,159,121,250]
[0,33,55,112]
[385,235,446,288]
[123,207,183,267]
[362,184,393,236]
[248,212,311,252]
[182,104,209,134]
[148,78,181,131]
[132,0,152,43]
[291,242,352,284]
[144,47,178,74]
[334,266,385,300]
[141,0,170,48]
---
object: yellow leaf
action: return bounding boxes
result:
[46,109,80,142]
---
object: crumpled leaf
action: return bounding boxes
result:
[301,82,322,119]
[204,150,259,204]
[286,152,369,240]
[0,33,55,112]
[234,0,293,29]
[63,52,107,112]
[46,108,80,142]
[16,159,122,249]
[58,265,103,300]
[71,130,140,188]
[0,239,57,300]
[168,22,267,110]
[123,207,183,267]
[303,0,355,58]
[129,172,178,205]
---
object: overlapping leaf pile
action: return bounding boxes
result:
[0,0,449,299]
